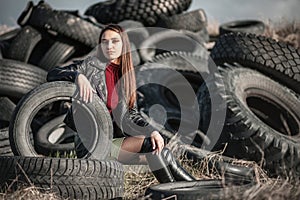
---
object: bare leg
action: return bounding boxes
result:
[117,136,148,164]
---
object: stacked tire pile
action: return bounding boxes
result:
[0,0,299,199]
[206,33,300,178]
[146,27,300,198]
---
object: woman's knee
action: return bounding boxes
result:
[121,135,145,153]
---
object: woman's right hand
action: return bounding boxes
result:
[76,74,96,103]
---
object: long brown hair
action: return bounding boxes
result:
[98,24,137,109]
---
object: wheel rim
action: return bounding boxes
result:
[26,97,101,157]
[245,88,300,137]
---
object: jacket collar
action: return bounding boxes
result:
[83,56,107,71]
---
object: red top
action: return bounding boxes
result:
[105,62,121,113]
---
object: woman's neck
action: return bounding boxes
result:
[110,58,120,65]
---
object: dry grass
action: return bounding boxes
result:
[206,19,300,49]
[124,165,157,200]
[124,139,300,199]
[0,186,61,200]
[207,19,220,37]
[0,162,62,200]
[263,19,300,49]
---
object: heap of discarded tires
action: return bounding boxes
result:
[0,0,299,199]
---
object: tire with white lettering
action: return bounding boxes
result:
[0,156,124,199]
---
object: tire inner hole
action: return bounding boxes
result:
[247,96,299,136]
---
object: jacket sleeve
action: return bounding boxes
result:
[46,60,86,82]
[123,105,157,137]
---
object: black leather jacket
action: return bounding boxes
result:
[47,56,155,137]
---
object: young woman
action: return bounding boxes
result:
[47,24,194,183]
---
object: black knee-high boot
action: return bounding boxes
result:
[146,152,175,183]
[140,138,195,183]
[141,137,175,183]
[161,148,196,181]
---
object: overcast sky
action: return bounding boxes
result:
[0,0,299,27]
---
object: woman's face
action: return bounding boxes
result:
[100,29,123,64]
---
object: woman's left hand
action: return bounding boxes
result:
[150,131,164,155]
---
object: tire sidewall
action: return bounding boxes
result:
[225,67,300,141]
[9,81,113,159]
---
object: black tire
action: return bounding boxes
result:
[183,146,255,182]
[137,51,209,111]
[136,52,208,143]
[84,0,192,26]
[0,156,124,199]
[9,81,113,159]
[196,67,228,151]
[18,1,102,48]
[0,59,47,99]
[130,42,141,67]
[0,28,20,42]
[145,179,254,199]
[0,28,20,59]
[211,32,300,94]
[6,26,42,62]
[139,29,205,62]
[156,9,208,33]
[118,20,150,48]
[27,32,91,71]
[0,97,16,124]
[35,114,76,154]
[0,128,13,156]
[162,112,189,134]
[180,28,210,44]
[37,40,76,71]
[198,65,300,177]
[219,20,265,35]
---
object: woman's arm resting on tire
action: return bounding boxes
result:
[46,60,86,82]
[47,59,95,103]
[76,74,96,103]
